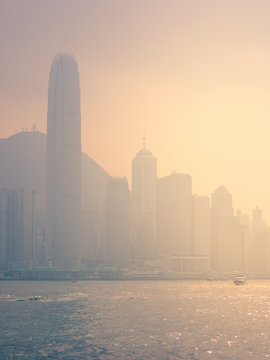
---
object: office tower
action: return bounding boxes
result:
[157,172,192,256]
[252,206,263,234]
[192,195,210,256]
[211,186,233,220]
[47,53,81,268]
[236,210,249,228]
[80,153,112,264]
[105,177,130,264]
[211,186,233,270]
[250,207,270,272]
[0,188,37,270]
[211,186,247,272]
[132,141,157,259]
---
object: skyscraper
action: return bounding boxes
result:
[0,188,37,270]
[211,186,248,272]
[46,54,81,268]
[250,207,270,272]
[192,195,210,257]
[157,172,192,256]
[252,206,263,234]
[132,141,157,259]
[105,177,130,264]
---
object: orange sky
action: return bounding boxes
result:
[1,0,270,222]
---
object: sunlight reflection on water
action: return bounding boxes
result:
[1,280,270,359]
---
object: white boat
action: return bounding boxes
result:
[233,275,246,285]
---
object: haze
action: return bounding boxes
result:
[1,0,270,222]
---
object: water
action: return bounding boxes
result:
[1,280,270,359]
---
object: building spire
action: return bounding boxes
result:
[143,136,146,149]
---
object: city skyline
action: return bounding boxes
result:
[0,126,269,227]
[3,3,270,359]
[2,1,270,222]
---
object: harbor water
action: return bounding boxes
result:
[1,280,270,359]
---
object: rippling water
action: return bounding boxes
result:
[1,280,270,359]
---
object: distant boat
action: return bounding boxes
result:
[233,275,246,285]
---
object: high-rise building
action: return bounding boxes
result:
[157,172,192,256]
[157,174,210,273]
[0,188,37,270]
[211,186,233,271]
[105,177,130,264]
[46,54,81,268]
[211,186,248,272]
[132,142,157,259]
[192,195,210,257]
[236,210,249,228]
[252,206,263,234]
[249,207,270,273]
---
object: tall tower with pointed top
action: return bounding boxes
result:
[46,53,81,268]
[132,140,157,258]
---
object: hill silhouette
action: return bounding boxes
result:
[0,131,111,216]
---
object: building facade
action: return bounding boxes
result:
[0,188,37,270]
[192,195,210,257]
[157,172,192,256]
[132,144,157,259]
[46,53,81,268]
[105,177,130,264]
[211,186,248,272]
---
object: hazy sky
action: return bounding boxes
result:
[1,0,270,221]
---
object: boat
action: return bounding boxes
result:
[233,275,246,285]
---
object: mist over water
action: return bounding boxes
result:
[1,280,270,359]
